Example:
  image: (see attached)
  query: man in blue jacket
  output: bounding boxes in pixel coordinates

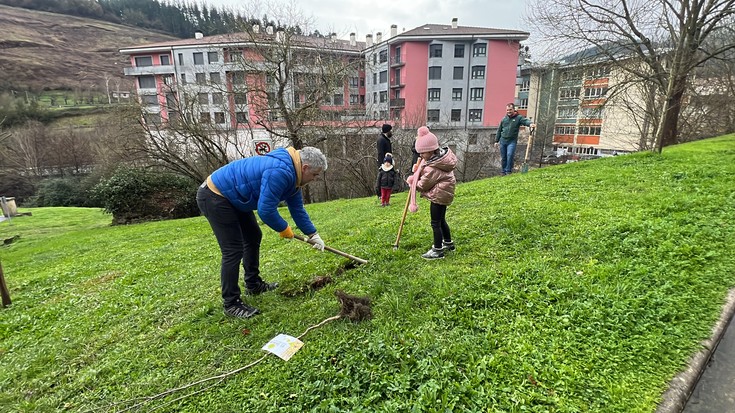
[196,146,328,318]
[494,103,536,175]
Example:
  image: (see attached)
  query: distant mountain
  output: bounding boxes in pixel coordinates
[0,4,177,92]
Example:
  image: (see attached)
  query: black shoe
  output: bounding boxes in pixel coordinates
[442,241,456,251]
[224,301,260,318]
[246,281,279,295]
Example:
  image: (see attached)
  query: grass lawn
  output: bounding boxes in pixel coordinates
[1,135,734,412]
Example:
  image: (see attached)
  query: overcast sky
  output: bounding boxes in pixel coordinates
[208,0,532,40]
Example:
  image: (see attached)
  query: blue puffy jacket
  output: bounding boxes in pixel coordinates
[210,148,317,235]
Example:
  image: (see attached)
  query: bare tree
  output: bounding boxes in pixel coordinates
[528,0,735,152]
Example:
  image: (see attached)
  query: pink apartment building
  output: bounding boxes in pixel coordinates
[119,19,528,170]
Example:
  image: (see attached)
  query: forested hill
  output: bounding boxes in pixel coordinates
[0,0,315,39]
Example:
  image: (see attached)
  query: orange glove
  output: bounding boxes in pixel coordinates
[279,225,294,239]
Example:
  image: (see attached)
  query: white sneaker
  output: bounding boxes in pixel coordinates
[421,247,445,260]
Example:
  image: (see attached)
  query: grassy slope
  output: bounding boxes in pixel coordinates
[1,136,734,412]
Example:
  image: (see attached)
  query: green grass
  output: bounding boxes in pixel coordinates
[1,135,734,412]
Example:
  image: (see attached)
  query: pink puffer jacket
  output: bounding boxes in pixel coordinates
[410,147,457,206]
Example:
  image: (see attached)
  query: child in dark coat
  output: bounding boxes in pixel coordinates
[376,153,396,207]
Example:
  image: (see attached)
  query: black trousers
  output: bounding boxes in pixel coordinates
[430,202,452,249]
[196,185,264,307]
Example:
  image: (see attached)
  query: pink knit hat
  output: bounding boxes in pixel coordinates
[415,126,439,153]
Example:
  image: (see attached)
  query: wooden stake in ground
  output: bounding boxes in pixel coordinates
[0,260,11,307]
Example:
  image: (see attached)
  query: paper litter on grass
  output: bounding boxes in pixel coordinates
[262,334,303,361]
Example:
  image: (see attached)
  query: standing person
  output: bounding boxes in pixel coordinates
[494,103,536,175]
[375,153,396,207]
[377,123,393,167]
[196,146,327,319]
[407,126,457,260]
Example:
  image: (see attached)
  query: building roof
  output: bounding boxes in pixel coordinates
[399,24,529,39]
[120,31,366,54]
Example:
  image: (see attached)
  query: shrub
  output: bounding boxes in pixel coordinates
[0,172,36,205]
[33,175,102,207]
[91,167,198,224]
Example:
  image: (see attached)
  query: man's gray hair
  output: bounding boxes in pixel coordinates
[300,146,328,171]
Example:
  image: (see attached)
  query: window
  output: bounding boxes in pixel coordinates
[555,126,575,135]
[178,53,184,65]
[557,106,578,118]
[428,88,441,101]
[427,109,440,122]
[227,49,243,63]
[452,88,462,100]
[159,55,171,66]
[208,51,219,64]
[373,73,378,84]
[138,75,155,89]
[212,93,223,105]
[373,92,377,103]
[429,44,443,58]
[578,125,602,135]
[360,77,365,86]
[471,66,485,79]
[333,94,344,106]
[393,68,401,85]
[162,75,174,86]
[199,112,211,123]
[144,113,161,125]
[379,71,387,83]
[468,132,478,145]
[235,112,248,123]
[141,95,158,106]
[195,73,206,84]
[517,98,528,109]
[379,91,387,103]
[428,66,442,80]
[584,87,608,98]
[559,88,580,99]
[214,112,225,124]
[561,71,582,81]
[193,52,204,65]
[210,72,221,83]
[197,93,208,104]
[234,93,247,105]
[454,44,465,58]
[453,66,463,80]
[379,50,388,63]
[586,66,610,78]
[394,47,401,64]
[582,107,604,118]
[231,71,245,85]
[373,53,377,65]
[472,43,486,57]
[519,79,530,91]
[470,88,484,100]
[468,109,482,122]
[350,94,359,105]
[349,77,359,87]
[451,109,461,121]
[180,74,187,85]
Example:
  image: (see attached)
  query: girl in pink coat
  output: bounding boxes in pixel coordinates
[407,126,457,260]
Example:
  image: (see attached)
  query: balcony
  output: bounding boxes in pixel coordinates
[124,65,175,76]
[389,81,405,89]
[389,98,405,108]
[390,57,404,67]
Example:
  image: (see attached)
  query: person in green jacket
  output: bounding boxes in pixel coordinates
[494,103,536,175]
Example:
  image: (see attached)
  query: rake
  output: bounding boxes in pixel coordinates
[521,127,535,174]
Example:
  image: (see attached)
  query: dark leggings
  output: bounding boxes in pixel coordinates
[430,202,451,249]
[196,185,264,307]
